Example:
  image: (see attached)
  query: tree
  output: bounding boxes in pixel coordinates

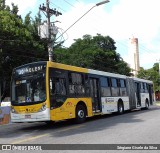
[137,63,160,91]
[0,1,48,102]
[54,34,131,76]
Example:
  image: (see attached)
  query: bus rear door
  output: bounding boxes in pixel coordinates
[135,82,141,107]
[89,78,101,113]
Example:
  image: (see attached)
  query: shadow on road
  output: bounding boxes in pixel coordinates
[0,105,159,139]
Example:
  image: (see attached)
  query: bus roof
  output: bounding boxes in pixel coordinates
[48,62,153,82]
[131,77,153,84]
[14,61,152,83]
[47,61,88,73]
[88,69,127,79]
[48,61,127,79]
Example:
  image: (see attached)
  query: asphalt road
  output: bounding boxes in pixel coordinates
[0,105,160,153]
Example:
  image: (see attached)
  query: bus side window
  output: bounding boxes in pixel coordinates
[50,77,67,95]
[111,78,119,96]
[140,82,144,93]
[119,79,127,96]
[49,68,68,108]
[69,72,85,96]
[100,77,111,97]
[54,78,66,95]
[49,77,67,108]
[144,83,148,93]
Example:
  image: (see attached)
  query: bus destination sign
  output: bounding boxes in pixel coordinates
[15,64,46,75]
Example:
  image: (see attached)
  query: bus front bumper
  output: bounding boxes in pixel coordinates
[11,108,50,123]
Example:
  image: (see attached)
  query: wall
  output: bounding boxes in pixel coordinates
[0,106,11,125]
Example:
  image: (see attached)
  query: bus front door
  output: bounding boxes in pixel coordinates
[90,78,101,112]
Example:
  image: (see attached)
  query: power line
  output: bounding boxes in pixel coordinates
[63,0,76,8]
[115,39,157,68]
[50,2,66,12]
[116,40,128,51]
[139,43,155,55]
[74,0,80,2]
[56,27,68,42]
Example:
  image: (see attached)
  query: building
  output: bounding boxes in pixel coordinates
[129,37,140,76]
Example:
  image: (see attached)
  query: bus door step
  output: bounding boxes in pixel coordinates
[93,110,101,114]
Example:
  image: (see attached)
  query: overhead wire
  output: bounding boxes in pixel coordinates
[74,0,80,2]
[114,38,158,68]
[57,27,69,42]
[48,1,158,69]
[116,38,156,57]
[138,41,156,55]
[50,1,66,13]
[3,0,156,62]
[63,0,76,8]
[138,40,159,65]
[116,39,129,53]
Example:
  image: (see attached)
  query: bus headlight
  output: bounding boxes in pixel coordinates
[11,107,17,113]
[38,103,47,112]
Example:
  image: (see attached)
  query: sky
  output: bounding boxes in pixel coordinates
[5,0,160,69]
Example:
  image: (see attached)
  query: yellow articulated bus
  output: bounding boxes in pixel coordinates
[11,61,154,124]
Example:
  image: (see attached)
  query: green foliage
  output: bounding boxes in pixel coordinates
[0,1,48,100]
[0,0,6,10]
[54,34,131,76]
[137,63,160,91]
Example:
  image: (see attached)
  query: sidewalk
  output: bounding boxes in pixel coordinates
[156,101,160,106]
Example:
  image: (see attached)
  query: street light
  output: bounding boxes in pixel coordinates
[55,0,110,42]
[96,0,110,6]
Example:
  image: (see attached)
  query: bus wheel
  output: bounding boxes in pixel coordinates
[118,102,124,114]
[75,104,86,124]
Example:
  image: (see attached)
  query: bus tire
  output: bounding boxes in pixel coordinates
[118,102,124,114]
[75,104,86,124]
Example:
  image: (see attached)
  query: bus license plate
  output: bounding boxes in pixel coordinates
[25,115,31,119]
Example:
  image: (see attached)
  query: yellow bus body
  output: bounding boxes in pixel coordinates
[11,61,154,123]
[47,62,93,121]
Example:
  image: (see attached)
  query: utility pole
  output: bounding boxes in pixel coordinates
[39,0,62,61]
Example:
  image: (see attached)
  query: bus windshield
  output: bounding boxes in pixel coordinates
[11,73,46,105]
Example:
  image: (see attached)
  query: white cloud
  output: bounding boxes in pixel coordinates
[56,0,160,69]
[109,0,160,69]
[55,2,106,46]
[140,52,160,68]
[6,0,37,15]
[109,0,160,42]
[5,0,160,69]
